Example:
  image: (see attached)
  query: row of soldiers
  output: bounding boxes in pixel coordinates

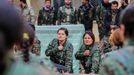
[17,0,128,38]
[10,0,128,39]
[7,0,131,75]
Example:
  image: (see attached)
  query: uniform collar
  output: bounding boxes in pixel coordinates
[58,39,68,47]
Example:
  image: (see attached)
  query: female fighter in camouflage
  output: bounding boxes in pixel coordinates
[75,31,100,74]
[45,27,73,73]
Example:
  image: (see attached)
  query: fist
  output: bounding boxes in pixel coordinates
[58,45,64,51]
[84,50,91,56]
[62,71,70,75]
[98,24,102,28]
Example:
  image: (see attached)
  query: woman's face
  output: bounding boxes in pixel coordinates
[84,34,93,45]
[45,1,51,8]
[58,30,67,41]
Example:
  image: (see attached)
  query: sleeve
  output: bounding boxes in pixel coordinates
[37,9,43,25]
[29,7,35,24]
[45,39,59,56]
[99,57,127,75]
[90,5,95,21]
[77,7,81,23]
[91,47,101,73]
[103,10,111,26]
[57,7,62,25]
[65,43,73,73]
[32,38,41,55]
[75,45,85,60]
[103,42,112,53]
[96,6,101,25]
[74,7,78,24]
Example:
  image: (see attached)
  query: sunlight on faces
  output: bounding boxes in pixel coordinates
[84,34,93,46]
[58,30,67,41]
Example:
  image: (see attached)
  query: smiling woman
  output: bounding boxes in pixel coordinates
[75,31,100,74]
[45,27,74,73]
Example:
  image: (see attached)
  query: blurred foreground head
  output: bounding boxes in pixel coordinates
[0,0,23,74]
[120,3,134,39]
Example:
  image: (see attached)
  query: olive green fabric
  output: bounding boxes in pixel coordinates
[35,24,85,73]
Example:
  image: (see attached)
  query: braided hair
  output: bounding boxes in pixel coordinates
[21,24,35,62]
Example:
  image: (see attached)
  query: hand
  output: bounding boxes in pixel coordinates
[98,24,102,28]
[89,73,96,75]
[84,50,91,56]
[58,44,63,51]
[62,71,70,75]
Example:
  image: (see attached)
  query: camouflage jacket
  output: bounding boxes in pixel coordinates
[31,37,41,56]
[96,3,111,25]
[75,44,100,73]
[99,39,134,75]
[101,45,122,60]
[38,7,55,25]
[53,0,64,12]
[20,6,35,24]
[98,36,112,55]
[13,50,60,75]
[78,4,94,23]
[104,9,120,26]
[45,38,73,73]
[7,54,60,75]
[57,5,77,25]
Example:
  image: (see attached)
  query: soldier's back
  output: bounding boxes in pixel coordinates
[100,45,134,75]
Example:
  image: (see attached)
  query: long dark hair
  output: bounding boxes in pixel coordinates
[83,31,95,46]
[21,24,35,63]
[57,27,69,36]
[0,1,23,74]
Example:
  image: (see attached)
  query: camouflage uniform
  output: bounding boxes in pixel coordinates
[99,39,134,75]
[20,6,35,24]
[38,6,55,25]
[103,9,120,36]
[8,52,60,75]
[53,0,64,22]
[119,3,127,12]
[78,3,94,31]
[12,49,60,75]
[90,0,101,20]
[53,0,64,12]
[45,38,73,73]
[75,44,100,74]
[96,3,111,40]
[31,36,41,56]
[57,5,77,25]
[101,45,122,61]
[98,36,112,60]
